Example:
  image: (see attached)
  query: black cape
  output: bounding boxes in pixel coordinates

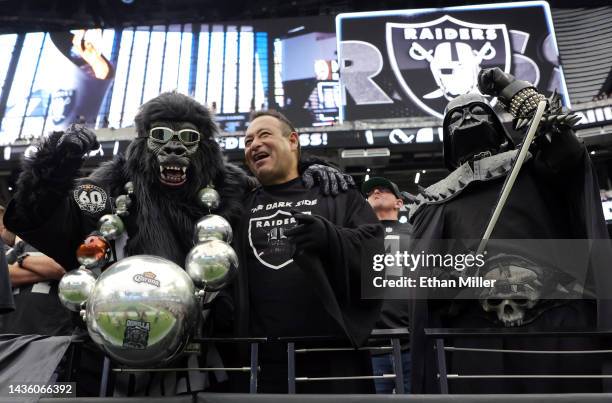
[409,129,612,393]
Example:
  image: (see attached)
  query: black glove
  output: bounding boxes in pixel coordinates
[477,67,533,107]
[477,67,514,97]
[285,211,330,256]
[302,164,355,196]
[56,123,100,159]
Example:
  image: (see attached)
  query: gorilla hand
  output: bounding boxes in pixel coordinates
[302,164,355,196]
[56,124,100,159]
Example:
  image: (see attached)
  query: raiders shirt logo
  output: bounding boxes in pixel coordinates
[248,210,302,270]
[73,183,108,214]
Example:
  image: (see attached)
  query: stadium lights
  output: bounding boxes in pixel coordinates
[414,172,421,184]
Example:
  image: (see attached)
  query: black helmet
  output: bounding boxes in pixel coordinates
[442,93,514,170]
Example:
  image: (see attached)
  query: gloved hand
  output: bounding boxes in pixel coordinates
[477,67,515,98]
[285,211,330,256]
[479,67,538,108]
[302,164,355,196]
[56,123,99,159]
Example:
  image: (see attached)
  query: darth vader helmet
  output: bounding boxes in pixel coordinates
[442,93,514,170]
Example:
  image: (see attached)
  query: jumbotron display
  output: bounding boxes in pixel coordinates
[0,16,340,144]
[336,1,570,121]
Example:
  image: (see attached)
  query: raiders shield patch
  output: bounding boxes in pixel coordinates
[386,15,510,118]
[248,210,300,270]
[73,183,108,214]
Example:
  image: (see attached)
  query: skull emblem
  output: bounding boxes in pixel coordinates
[409,41,496,100]
[479,258,542,327]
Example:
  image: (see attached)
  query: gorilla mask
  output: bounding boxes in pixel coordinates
[147,121,200,187]
[133,92,222,191]
[442,93,514,170]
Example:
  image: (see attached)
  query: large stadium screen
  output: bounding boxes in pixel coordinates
[0,15,340,145]
[0,24,269,144]
[0,34,18,102]
[0,29,115,145]
[336,1,570,121]
[265,16,340,128]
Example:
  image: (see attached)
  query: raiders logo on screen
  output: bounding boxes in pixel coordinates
[386,15,510,118]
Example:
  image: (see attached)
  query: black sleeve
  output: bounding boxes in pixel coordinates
[330,189,384,302]
[4,181,112,271]
[0,238,14,314]
[533,127,586,178]
[294,189,384,346]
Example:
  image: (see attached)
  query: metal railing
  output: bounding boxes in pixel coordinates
[425,328,612,394]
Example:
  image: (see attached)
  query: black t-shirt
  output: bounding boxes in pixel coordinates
[246,177,340,338]
[0,239,14,314]
[376,220,412,330]
[0,241,73,336]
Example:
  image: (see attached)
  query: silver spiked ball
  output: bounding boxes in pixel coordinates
[197,187,220,210]
[86,255,198,367]
[185,239,238,291]
[194,214,233,244]
[58,267,97,312]
[98,214,125,240]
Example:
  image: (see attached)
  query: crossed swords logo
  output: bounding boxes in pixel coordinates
[408,40,496,100]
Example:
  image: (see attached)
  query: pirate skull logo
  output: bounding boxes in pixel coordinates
[479,255,543,327]
[387,15,510,118]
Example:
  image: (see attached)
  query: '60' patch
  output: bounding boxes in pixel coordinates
[73,184,108,214]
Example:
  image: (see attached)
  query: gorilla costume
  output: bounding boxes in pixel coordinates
[3,91,347,395]
[408,69,612,393]
[5,92,247,270]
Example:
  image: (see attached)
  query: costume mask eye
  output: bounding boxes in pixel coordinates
[149,127,201,145]
[449,110,463,125]
[470,105,490,121]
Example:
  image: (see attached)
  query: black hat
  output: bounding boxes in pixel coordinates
[362,177,402,199]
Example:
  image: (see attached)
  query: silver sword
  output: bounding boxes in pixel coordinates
[476,99,548,255]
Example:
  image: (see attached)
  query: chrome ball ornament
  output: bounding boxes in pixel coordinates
[98,214,125,240]
[194,214,233,244]
[185,239,238,291]
[58,267,97,312]
[84,255,198,367]
[197,187,220,210]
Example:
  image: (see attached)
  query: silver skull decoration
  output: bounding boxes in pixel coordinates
[479,255,543,327]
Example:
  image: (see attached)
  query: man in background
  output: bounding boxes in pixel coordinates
[0,207,15,318]
[363,177,412,394]
[0,206,72,336]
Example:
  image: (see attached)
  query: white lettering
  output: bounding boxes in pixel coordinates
[404,28,417,40]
